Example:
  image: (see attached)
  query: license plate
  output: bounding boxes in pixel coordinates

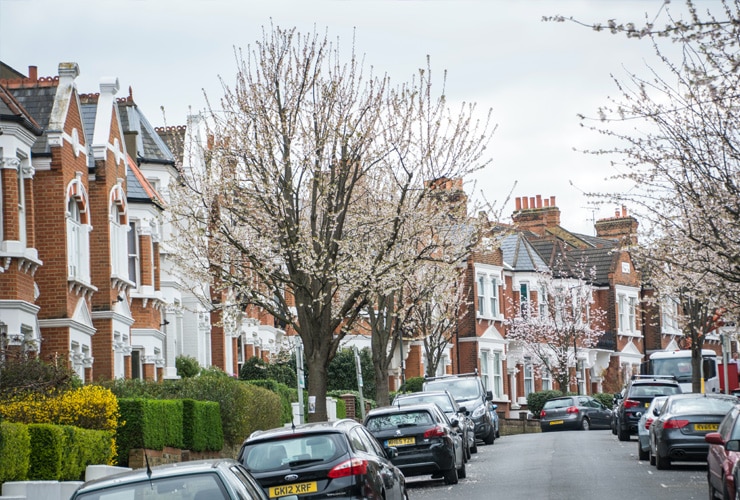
[269,481,318,498]
[645,402,650,407]
[694,424,718,431]
[549,420,564,426]
[387,437,415,446]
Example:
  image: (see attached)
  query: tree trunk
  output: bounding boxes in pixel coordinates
[375,363,390,407]
[305,349,329,422]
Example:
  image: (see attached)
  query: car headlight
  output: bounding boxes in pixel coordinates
[472,405,486,418]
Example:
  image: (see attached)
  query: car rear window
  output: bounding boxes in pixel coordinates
[668,397,737,415]
[542,398,573,410]
[241,433,346,472]
[74,472,227,500]
[365,410,434,432]
[396,395,453,412]
[426,378,482,400]
[629,384,681,397]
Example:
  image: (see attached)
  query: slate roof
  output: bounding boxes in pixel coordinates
[499,232,548,272]
[6,84,58,155]
[117,96,175,165]
[156,125,186,163]
[0,83,42,135]
[126,154,165,208]
[526,236,618,286]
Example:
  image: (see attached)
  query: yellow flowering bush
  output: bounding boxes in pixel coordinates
[0,385,119,432]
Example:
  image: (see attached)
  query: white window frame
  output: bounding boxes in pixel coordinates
[128,220,140,286]
[475,264,504,320]
[109,186,129,280]
[616,286,640,335]
[66,179,90,283]
[524,358,534,396]
[492,351,503,398]
[541,366,552,391]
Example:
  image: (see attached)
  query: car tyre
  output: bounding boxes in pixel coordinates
[637,442,649,461]
[617,425,630,441]
[443,466,458,485]
[457,457,466,479]
[470,442,478,454]
[655,451,671,470]
[580,418,591,431]
[484,428,495,445]
[649,448,656,466]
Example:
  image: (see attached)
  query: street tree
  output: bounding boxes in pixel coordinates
[552,0,740,388]
[167,25,494,421]
[505,261,607,393]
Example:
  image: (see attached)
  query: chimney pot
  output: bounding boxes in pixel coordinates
[515,197,522,211]
[615,209,620,217]
[550,196,556,207]
[522,197,529,209]
[28,66,38,81]
[536,194,542,208]
[622,205,627,217]
[529,197,536,209]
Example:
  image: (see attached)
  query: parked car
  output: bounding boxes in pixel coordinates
[706,403,740,500]
[637,396,668,461]
[423,372,498,444]
[70,459,268,500]
[649,393,737,470]
[237,419,407,500]
[364,402,465,485]
[614,375,682,441]
[539,395,613,432]
[392,389,477,457]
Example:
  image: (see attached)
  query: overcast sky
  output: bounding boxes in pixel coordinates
[0,0,688,235]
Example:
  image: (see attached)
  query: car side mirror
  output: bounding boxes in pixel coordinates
[385,446,398,459]
[727,440,740,452]
[458,406,468,414]
[491,404,498,410]
[450,418,460,428]
[486,390,493,401]
[705,432,723,446]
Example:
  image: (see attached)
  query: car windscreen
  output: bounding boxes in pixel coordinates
[426,378,481,401]
[629,384,681,398]
[668,397,737,415]
[365,410,435,432]
[74,472,228,500]
[241,433,347,473]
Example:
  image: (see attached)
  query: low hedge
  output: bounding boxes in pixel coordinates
[182,399,223,452]
[27,423,64,480]
[0,422,30,482]
[116,399,184,465]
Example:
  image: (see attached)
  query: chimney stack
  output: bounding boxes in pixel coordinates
[595,206,639,246]
[28,66,37,81]
[511,194,561,236]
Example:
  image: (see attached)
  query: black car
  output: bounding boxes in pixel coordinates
[423,372,497,444]
[364,402,466,485]
[614,375,682,441]
[70,459,268,500]
[539,395,613,432]
[649,393,737,470]
[237,419,407,500]
[392,389,477,457]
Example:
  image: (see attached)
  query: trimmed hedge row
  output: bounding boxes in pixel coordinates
[116,398,225,466]
[0,422,113,482]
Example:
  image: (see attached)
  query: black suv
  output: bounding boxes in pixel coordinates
[614,375,682,441]
[237,419,407,500]
[423,372,497,444]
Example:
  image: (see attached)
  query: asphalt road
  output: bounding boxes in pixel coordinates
[405,429,707,500]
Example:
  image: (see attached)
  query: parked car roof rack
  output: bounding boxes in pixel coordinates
[630,374,678,381]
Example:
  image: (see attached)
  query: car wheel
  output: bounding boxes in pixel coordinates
[484,428,495,444]
[617,425,629,441]
[655,451,671,470]
[580,418,590,431]
[470,442,478,454]
[637,442,649,461]
[457,457,467,479]
[649,448,656,466]
[443,466,458,485]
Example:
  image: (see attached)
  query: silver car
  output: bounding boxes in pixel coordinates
[637,396,668,461]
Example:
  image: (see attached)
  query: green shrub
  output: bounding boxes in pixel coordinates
[27,423,65,480]
[526,390,564,418]
[176,355,201,378]
[327,348,376,401]
[59,425,115,480]
[399,377,424,393]
[246,380,296,424]
[0,422,30,482]
[592,392,616,409]
[116,399,184,466]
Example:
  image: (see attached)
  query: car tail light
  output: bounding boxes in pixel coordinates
[565,406,579,414]
[662,419,690,429]
[424,425,447,438]
[624,399,641,409]
[540,410,547,418]
[645,418,654,430]
[328,458,368,478]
